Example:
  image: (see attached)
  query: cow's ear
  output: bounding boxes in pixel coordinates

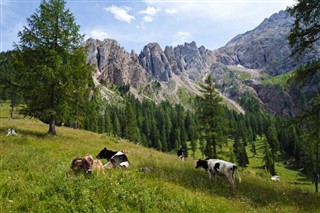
[103,148,107,150]
[75,160,82,165]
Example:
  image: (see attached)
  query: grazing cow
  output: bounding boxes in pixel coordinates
[195,159,241,190]
[104,151,130,169]
[6,128,17,136]
[96,147,117,160]
[177,147,186,161]
[271,176,280,181]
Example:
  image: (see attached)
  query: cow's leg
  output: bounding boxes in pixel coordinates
[103,162,113,170]
[227,173,236,190]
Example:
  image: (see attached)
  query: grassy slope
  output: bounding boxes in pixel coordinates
[261,72,293,87]
[1,104,320,212]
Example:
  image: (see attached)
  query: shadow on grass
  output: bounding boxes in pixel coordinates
[144,162,320,212]
[0,127,48,138]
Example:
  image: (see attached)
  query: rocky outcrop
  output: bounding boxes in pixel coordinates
[86,38,147,87]
[139,43,172,82]
[138,41,216,82]
[165,41,215,80]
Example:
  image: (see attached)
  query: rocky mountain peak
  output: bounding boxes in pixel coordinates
[139,43,172,82]
[216,10,297,75]
[86,38,147,87]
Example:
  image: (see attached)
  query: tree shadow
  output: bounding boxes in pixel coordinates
[0,127,48,138]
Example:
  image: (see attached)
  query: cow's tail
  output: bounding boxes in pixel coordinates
[233,165,241,183]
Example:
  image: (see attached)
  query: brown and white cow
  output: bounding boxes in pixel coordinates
[195,159,241,190]
[70,154,103,174]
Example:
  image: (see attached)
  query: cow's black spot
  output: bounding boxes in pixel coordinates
[214,163,220,173]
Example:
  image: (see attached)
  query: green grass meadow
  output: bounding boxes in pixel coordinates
[1,104,320,212]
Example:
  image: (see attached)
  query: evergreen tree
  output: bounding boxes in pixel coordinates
[288,1,320,192]
[104,107,113,135]
[13,0,92,135]
[196,75,225,158]
[124,102,139,142]
[84,96,99,132]
[266,123,280,160]
[233,134,249,167]
[0,51,22,119]
[98,114,105,133]
[112,113,121,137]
[262,136,276,176]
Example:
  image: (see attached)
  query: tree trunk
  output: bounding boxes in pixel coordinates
[9,104,14,120]
[213,136,217,158]
[48,115,56,135]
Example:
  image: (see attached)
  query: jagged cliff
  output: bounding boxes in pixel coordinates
[85,10,319,117]
[86,38,147,88]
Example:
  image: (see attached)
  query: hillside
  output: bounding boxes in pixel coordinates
[1,104,319,212]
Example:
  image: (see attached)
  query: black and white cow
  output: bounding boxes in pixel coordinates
[96,148,117,160]
[6,128,17,136]
[177,147,186,161]
[108,151,129,168]
[96,148,129,169]
[195,159,241,189]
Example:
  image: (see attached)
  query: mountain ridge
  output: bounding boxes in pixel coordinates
[86,10,320,117]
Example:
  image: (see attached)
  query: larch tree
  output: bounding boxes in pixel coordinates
[13,0,92,135]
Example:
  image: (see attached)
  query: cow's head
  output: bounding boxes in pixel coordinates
[71,155,94,174]
[195,159,208,170]
[96,147,116,160]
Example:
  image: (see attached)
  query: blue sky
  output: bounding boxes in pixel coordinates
[1,0,295,53]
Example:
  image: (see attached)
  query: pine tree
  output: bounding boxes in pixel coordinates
[233,134,249,167]
[262,136,276,176]
[104,107,112,135]
[0,51,22,119]
[112,113,121,137]
[266,123,280,160]
[124,102,139,142]
[13,0,92,135]
[288,1,320,192]
[196,75,225,158]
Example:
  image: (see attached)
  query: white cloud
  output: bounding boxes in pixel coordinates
[139,6,160,16]
[143,16,153,23]
[137,6,161,28]
[89,30,109,40]
[145,1,295,21]
[165,8,177,14]
[174,32,191,45]
[104,6,135,23]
